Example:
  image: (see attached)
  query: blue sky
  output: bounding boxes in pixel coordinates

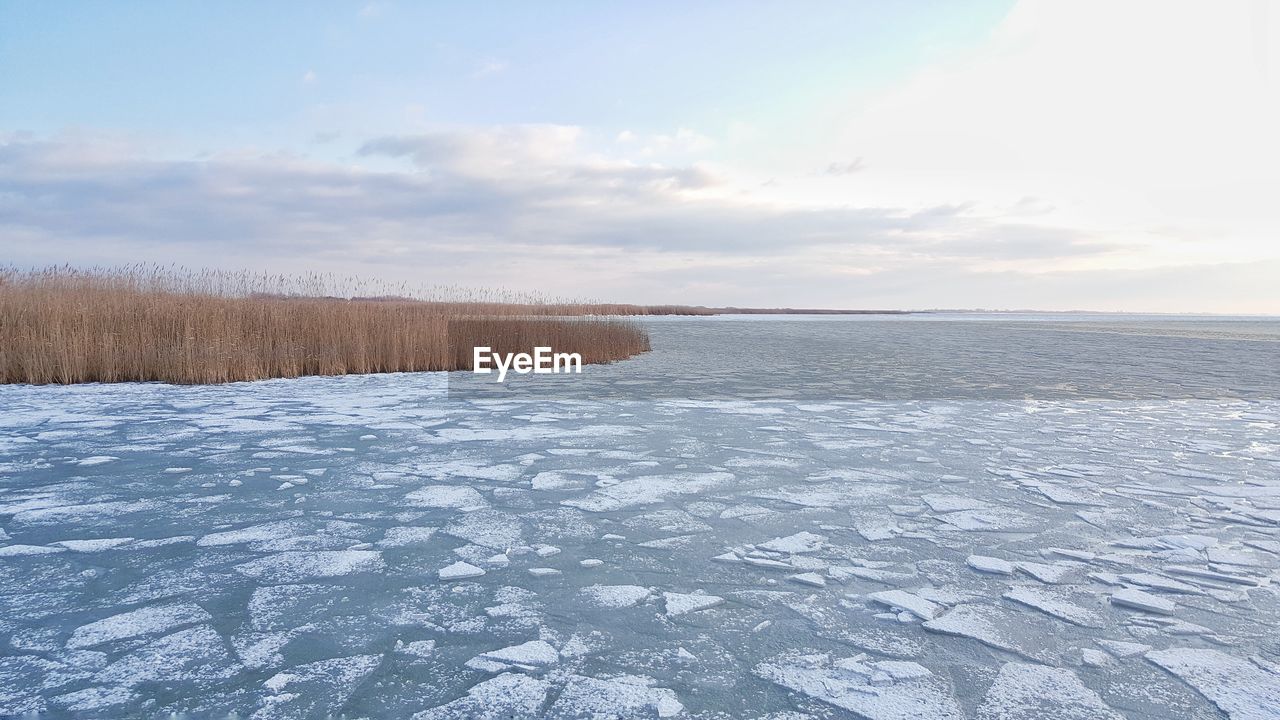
[3,2,1007,148]
[3,1,1278,311]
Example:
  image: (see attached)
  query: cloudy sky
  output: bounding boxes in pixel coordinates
[3,1,1278,312]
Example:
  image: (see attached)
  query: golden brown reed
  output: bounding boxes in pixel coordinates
[0,266,653,385]
[446,318,650,370]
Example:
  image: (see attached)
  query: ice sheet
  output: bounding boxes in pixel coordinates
[2,317,1278,718]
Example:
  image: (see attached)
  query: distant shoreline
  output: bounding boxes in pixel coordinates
[697,309,1280,318]
[671,307,916,315]
[654,308,1279,317]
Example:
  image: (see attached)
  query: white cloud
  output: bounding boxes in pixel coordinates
[823,159,863,176]
[652,128,714,153]
[472,58,508,78]
[1,132,1150,308]
[795,0,1280,271]
[359,125,584,178]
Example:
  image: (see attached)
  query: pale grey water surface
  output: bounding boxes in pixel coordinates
[2,314,1279,718]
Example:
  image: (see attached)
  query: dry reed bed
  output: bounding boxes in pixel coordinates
[0,267,651,385]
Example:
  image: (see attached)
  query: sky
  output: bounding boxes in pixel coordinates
[2,0,1278,312]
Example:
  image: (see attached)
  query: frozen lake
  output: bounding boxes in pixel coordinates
[2,314,1279,718]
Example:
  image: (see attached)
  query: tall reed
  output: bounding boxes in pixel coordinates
[0,266,653,385]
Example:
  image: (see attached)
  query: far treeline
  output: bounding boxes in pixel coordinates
[334,297,912,316]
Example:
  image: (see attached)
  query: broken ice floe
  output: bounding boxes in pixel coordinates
[581,585,651,608]
[758,531,826,554]
[923,604,1059,662]
[966,555,1016,575]
[758,653,962,719]
[1146,648,1280,720]
[67,603,212,649]
[1002,586,1103,627]
[438,561,486,581]
[467,640,559,673]
[788,572,826,588]
[547,674,683,718]
[1109,588,1177,615]
[235,551,385,583]
[404,485,489,511]
[866,590,942,621]
[663,592,725,616]
[413,673,551,719]
[377,526,437,548]
[257,655,381,719]
[978,663,1123,720]
[562,472,733,512]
